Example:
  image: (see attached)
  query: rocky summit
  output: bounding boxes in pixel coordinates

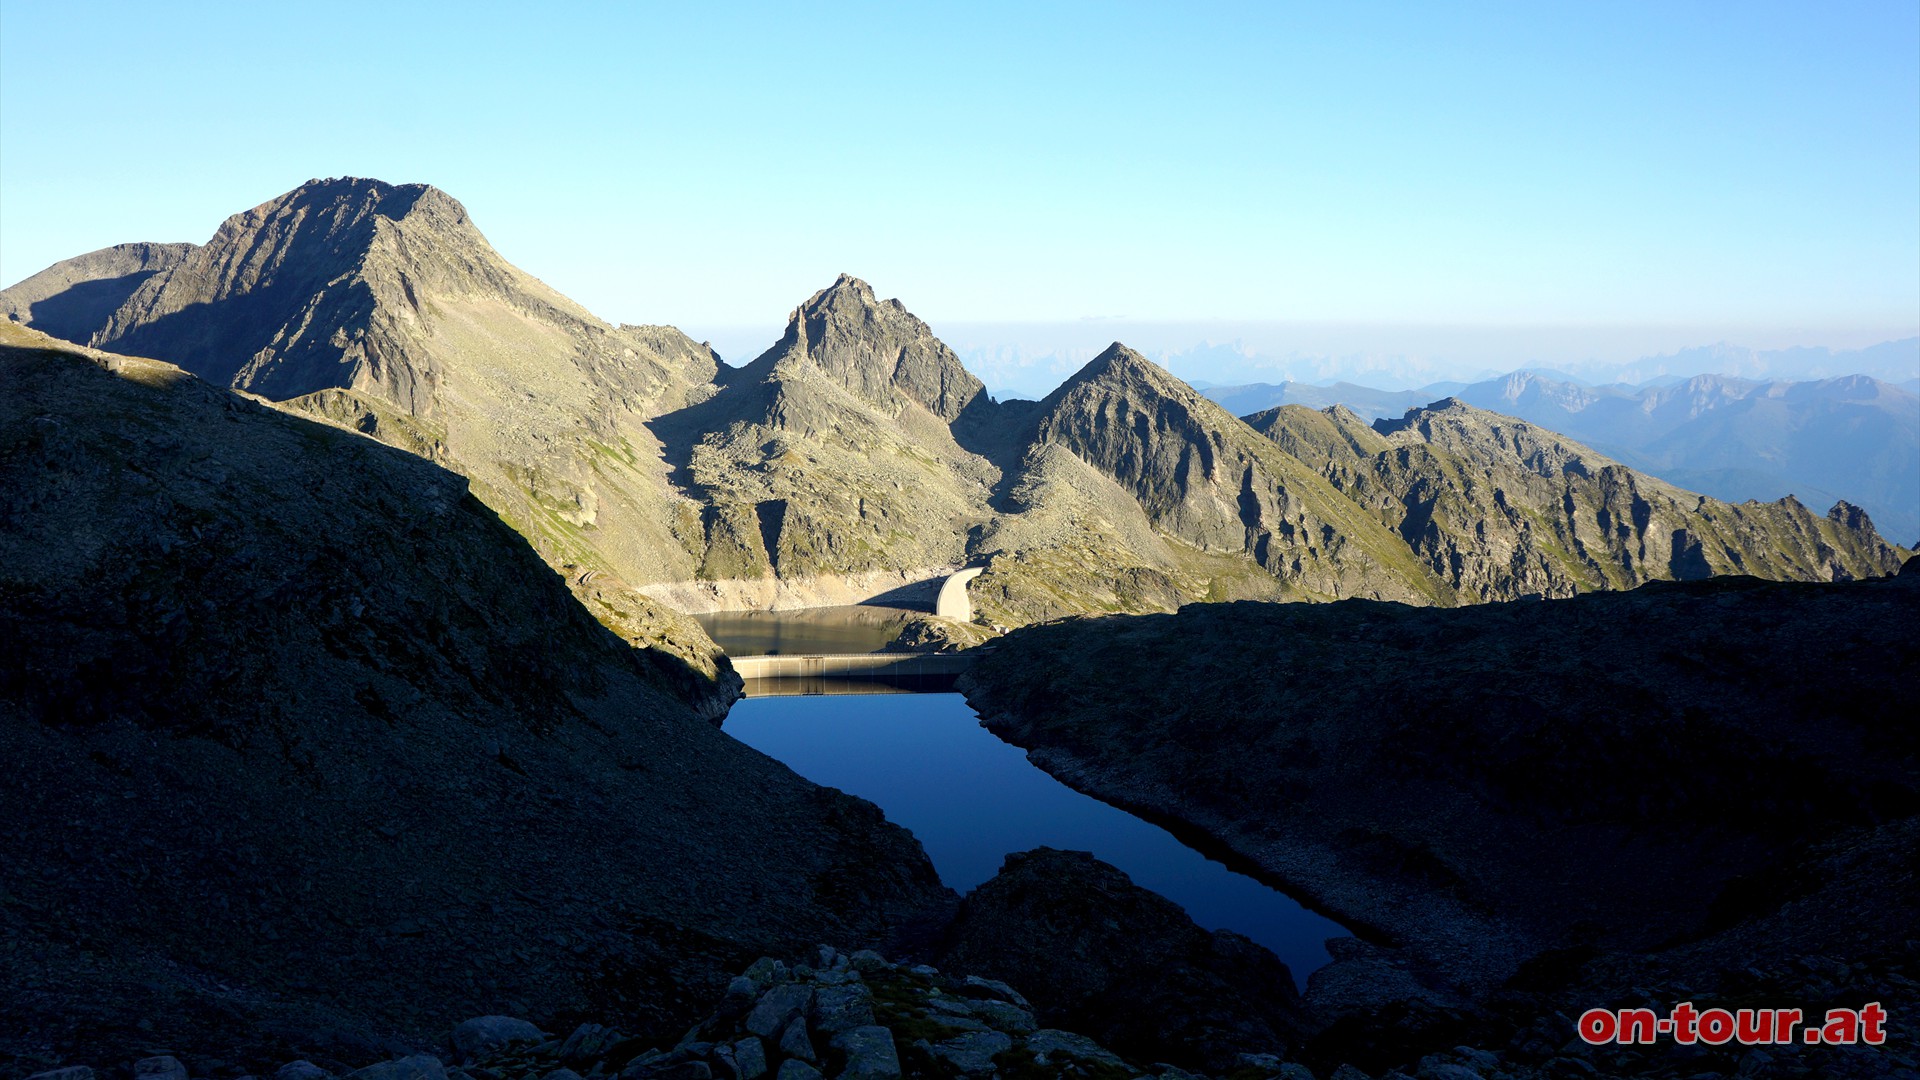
[0,325,952,1067]
[5,177,731,672]
[641,274,1006,605]
[4,177,1906,640]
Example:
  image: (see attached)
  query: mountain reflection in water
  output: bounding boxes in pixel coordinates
[694,605,920,656]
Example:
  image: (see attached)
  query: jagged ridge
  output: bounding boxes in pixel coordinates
[1247,399,1904,600]
[5,178,1907,635]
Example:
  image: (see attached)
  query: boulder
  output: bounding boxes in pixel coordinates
[135,1058,188,1080]
[1024,1030,1130,1070]
[775,1017,815,1063]
[846,951,889,975]
[810,984,877,1036]
[745,985,813,1039]
[341,1057,447,1080]
[451,1016,544,1063]
[928,1031,1011,1075]
[557,1023,621,1066]
[967,999,1036,1034]
[828,1026,901,1080]
[727,1038,767,1080]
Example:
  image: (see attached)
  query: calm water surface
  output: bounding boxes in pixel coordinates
[695,606,919,655]
[723,691,1346,985]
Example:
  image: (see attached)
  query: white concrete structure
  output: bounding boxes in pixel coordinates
[934,566,985,622]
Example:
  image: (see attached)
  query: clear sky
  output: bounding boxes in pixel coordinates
[3,1,1917,374]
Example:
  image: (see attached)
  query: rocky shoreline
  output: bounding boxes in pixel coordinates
[958,569,1920,1077]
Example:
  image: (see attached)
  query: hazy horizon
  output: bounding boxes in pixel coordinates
[4,4,1915,350]
[685,316,1920,400]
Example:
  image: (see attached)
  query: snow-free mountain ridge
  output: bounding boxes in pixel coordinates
[6,177,1906,641]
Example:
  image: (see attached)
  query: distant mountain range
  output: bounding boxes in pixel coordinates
[945,327,1919,402]
[4,177,1906,639]
[1618,338,1920,385]
[1206,371,1920,544]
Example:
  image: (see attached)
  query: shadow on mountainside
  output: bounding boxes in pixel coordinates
[0,330,955,1071]
[15,272,165,346]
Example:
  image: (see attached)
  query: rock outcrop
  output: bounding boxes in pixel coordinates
[0,325,953,1067]
[938,849,1315,1071]
[32,935,1897,1080]
[17,948,1294,1080]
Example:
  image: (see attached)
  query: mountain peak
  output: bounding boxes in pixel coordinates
[1051,341,1191,403]
[219,176,459,238]
[78,177,721,426]
[88,177,499,403]
[1379,395,1532,434]
[753,276,985,422]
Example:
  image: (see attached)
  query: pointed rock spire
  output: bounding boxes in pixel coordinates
[754,274,986,422]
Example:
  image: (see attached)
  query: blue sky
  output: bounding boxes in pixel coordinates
[3,2,1916,380]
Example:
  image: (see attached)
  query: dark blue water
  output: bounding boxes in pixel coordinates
[724,691,1346,985]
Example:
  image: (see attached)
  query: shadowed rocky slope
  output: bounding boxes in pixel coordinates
[938,849,1315,1072]
[960,571,1919,1066]
[0,241,196,346]
[0,326,953,1068]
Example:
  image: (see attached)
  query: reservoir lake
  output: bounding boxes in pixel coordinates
[708,607,1349,986]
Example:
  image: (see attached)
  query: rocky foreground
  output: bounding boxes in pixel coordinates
[22,943,1912,1080]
